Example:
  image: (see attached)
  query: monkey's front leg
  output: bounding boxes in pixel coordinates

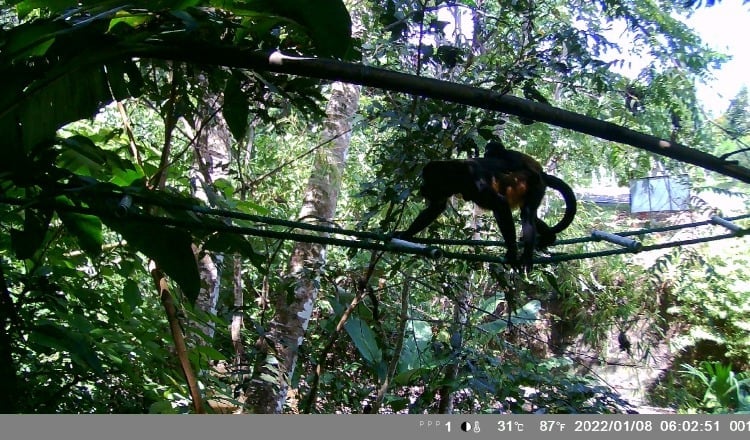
[396,198,448,239]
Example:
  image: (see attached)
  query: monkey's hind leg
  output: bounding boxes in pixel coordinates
[491,204,521,269]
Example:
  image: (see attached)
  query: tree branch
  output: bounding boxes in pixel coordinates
[129,44,750,184]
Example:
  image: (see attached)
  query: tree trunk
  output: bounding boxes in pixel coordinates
[189,80,232,341]
[247,81,360,413]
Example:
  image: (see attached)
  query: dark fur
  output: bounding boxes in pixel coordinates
[396,143,576,271]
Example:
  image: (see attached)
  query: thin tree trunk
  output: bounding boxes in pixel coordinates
[438,288,467,414]
[151,265,205,413]
[188,78,232,340]
[247,81,360,413]
[148,68,205,413]
[231,254,245,366]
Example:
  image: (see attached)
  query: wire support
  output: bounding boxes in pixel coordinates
[1,196,747,267]
[96,193,750,248]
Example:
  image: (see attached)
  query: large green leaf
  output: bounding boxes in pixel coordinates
[12,66,110,152]
[10,206,53,260]
[191,345,227,362]
[57,134,144,183]
[242,0,353,58]
[393,366,432,386]
[202,232,264,269]
[344,315,382,365]
[107,218,201,303]
[30,321,104,376]
[57,135,110,176]
[1,19,62,59]
[0,20,142,176]
[57,202,104,257]
[398,319,433,373]
[223,73,250,142]
[122,279,143,310]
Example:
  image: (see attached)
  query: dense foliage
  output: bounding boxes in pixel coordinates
[1,0,748,413]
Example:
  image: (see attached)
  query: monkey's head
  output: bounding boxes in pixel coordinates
[484,140,506,158]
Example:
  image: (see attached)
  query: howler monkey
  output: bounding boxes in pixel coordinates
[395,141,576,271]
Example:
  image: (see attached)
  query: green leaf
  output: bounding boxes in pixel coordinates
[478,318,508,335]
[149,400,179,414]
[123,279,142,309]
[56,198,103,257]
[58,135,108,174]
[202,232,264,269]
[393,367,432,386]
[192,345,227,361]
[478,300,542,334]
[236,199,271,215]
[105,352,124,366]
[398,319,433,372]
[108,13,153,31]
[4,64,111,152]
[30,322,104,376]
[10,207,53,259]
[107,219,200,303]
[15,1,79,19]
[344,315,382,365]
[513,300,542,324]
[1,19,62,58]
[248,0,353,58]
[223,73,249,142]
[58,134,143,183]
[69,314,95,333]
[104,60,144,101]
[476,294,505,315]
[386,396,409,412]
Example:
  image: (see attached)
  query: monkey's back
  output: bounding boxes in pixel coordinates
[419,159,543,210]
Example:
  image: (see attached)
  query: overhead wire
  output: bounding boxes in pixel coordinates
[1,194,748,265]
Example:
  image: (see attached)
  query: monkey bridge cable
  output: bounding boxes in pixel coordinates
[94,193,750,249]
[2,196,748,266]
[131,45,750,185]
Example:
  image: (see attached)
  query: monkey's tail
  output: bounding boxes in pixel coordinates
[543,173,577,234]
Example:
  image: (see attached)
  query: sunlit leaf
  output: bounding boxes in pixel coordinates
[58,209,103,257]
[398,319,433,372]
[344,315,382,364]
